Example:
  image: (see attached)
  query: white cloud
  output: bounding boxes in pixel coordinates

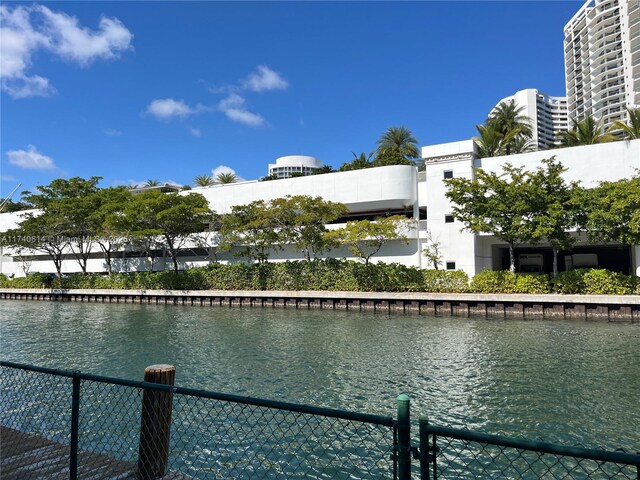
[0,4,132,98]
[1,74,55,99]
[38,6,132,65]
[242,65,288,92]
[217,93,265,127]
[121,179,183,188]
[1,175,17,182]
[212,165,244,182]
[145,98,209,120]
[103,128,123,136]
[188,127,202,137]
[7,145,55,170]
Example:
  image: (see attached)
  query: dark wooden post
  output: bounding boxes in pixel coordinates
[137,364,176,480]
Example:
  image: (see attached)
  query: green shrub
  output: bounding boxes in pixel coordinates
[6,273,55,288]
[422,270,469,293]
[470,270,515,293]
[513,273,551,294]
[2,262,637,295]
[553,269,586,294]
[582,269,634,295]
[470,270,550,294]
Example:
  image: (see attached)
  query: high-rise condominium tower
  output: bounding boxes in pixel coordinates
[490,89,568,150]
[564,0,640,129]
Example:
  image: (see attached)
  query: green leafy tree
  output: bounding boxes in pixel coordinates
[558,114,617,146]
[0,199,31,213]
[609,107,640,140]
[219,200,282,263]
[325,215,414,265]
[445,164,536,273]
[422,229,442,269]
[194,175,215,187]
[21,177,102,274]
[271,195,348,260]
[89,187,133,274]
[374,126,420,166]
[114,191,211,272]
[583,176,640,247]
[1,210,70,277]
[528,158,582,276]
[143,179,161,187]
[215,172,238,184]
[339,152,374,172]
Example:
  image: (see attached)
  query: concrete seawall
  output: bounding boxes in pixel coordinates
[1,288,639,321]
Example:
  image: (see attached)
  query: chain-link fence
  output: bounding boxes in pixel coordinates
[1,362,396,479]
[418,420,640,479]
[2,361,638,480]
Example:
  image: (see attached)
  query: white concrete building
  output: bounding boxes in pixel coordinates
[267,155,324,179]
[1,141,639,278]
[564,0,640,129]
[490,89,568,150]
[422,139,640,277]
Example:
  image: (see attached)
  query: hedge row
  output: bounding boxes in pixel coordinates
[0,261,638,295]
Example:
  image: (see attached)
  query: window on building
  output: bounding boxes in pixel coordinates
[443,170,453,179]
[446,262,456,270]
[445,214,454,223]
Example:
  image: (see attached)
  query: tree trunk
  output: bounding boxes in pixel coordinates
[54,256,63,277]
[509,244,516,273]
[552,245,558,277]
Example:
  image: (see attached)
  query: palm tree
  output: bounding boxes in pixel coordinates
[488,100,533,155]
[143,179,160,187]
[339,152,374,171]
[609,107,640,140]
[509,134,535,154]
[489,100,533,138]
[215,172,238,184]
[557,114,617,147]
[312,165,335,175]
[194,175,215,187]
[473,123,520,158]
[374,126,420,166]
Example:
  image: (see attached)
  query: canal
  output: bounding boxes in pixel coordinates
[1,300,638,452]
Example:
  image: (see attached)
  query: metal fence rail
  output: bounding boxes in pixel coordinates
[419,417,640,479]
[1,361,639,479]
[1,361,396,479]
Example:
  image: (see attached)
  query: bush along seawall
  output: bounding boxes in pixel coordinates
[2,259,640,295]
[2,261,639,321]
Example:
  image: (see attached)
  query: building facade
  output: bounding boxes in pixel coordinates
[422,139,640,277]
[490,89,568,150]
[267,155,324,179]
[1,141,639,279]
[564,0,640,129]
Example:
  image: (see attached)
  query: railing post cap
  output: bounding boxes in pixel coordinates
[397,393,411,402]
[145,364,175,372]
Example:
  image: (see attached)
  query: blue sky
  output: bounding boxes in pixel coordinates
[1,1,581,196]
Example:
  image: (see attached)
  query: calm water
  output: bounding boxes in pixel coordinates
[1,300,638,451]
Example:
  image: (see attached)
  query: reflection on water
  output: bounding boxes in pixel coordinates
[1,300,638,450]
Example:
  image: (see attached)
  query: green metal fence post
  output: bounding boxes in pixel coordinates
[397,394,411,480]
[419,416,430,480]
[70,372,81,480]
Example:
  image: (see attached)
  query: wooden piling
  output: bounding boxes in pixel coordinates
[137,364,175,480]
